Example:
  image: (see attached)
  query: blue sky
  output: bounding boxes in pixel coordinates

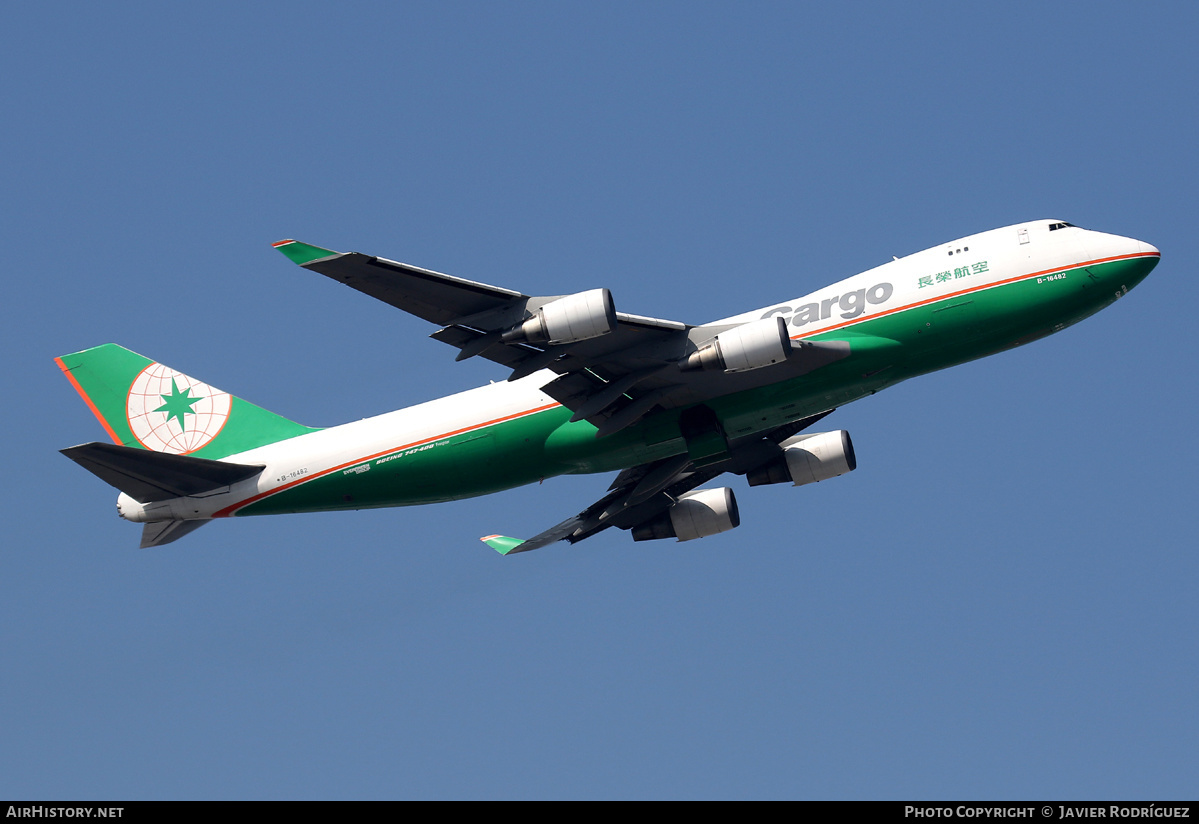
[3,2,1196,799]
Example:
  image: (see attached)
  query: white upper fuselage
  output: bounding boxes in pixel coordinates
[713,221,1154,335]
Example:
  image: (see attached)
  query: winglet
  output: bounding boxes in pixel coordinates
[272,239,340,266]
[480,534,525,555]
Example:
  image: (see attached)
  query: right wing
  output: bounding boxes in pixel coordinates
[276,240,695,436]
[277,240,852,439]
[273,240,525,327]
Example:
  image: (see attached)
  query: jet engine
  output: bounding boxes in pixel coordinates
[502,288,617,345]
[631,487,740,542]
[746,430,856,487]
[680,316,792,373]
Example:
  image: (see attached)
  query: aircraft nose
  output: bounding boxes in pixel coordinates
[1080,231,1160,296]
[1075,228,1159,298]
[1081,229,1156,264]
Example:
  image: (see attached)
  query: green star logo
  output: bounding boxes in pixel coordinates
[154,378,202,432]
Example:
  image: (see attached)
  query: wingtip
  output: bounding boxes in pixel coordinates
[272,239,339,266]
[480,535,525,555]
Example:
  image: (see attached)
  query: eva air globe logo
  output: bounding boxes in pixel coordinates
[126,363,232,454]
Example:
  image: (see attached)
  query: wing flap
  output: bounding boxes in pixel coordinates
[429,325,543,370]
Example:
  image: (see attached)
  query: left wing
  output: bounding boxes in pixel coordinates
[484,411,835,554]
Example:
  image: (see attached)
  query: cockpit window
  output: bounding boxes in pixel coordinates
[1049,222,1077,231]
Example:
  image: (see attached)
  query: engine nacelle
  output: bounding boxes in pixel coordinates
[502,288,617,345]
[746,430,857,487]
[681,316,792,373]
[631,487,741,542]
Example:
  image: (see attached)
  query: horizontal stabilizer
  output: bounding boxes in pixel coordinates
[61,442,264,503]
[141,519,210,548]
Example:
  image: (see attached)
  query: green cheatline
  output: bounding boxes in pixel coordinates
[154,379,201,432]
[480,535,525,555]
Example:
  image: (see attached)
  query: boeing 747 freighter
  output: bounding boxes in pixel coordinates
[57,220,1159,551]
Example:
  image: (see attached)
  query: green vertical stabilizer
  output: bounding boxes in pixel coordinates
[56,344,320,459]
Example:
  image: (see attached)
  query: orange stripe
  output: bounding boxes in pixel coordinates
[55,356,123,445]
[214,401,561,517]
[790,251,1158,341]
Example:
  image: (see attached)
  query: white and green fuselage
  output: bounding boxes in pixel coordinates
[58,220,1159,544]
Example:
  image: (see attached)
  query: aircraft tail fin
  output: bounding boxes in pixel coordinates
[56,344,319,459]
